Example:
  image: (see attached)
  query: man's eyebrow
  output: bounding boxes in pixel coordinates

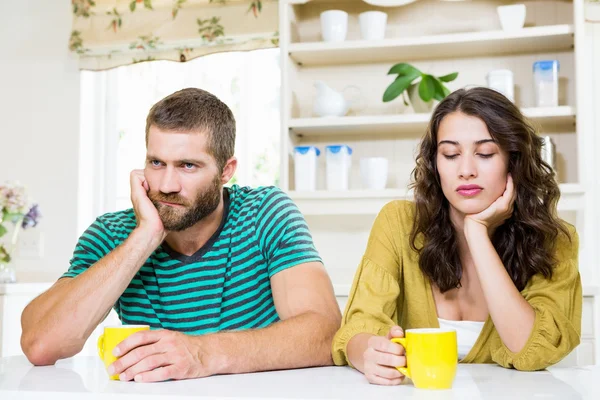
[145,156,206,164]
[179,159,205,165]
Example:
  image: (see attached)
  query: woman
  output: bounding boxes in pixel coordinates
[331,87,582,384]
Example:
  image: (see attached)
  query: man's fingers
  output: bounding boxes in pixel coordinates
[119,354,169,381]
[134,365,179,383]
[109,342,161,375]
[115,330,162,357]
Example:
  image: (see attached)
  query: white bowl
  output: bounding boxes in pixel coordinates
[497,4,526,32]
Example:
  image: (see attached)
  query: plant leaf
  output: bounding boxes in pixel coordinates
[438,72,458,82]
[441,82,450,97]
[387,63,421,77]
[383,74,419,102]
[419,75,436,102]
[431,79,449,101]
[0,224,6,238]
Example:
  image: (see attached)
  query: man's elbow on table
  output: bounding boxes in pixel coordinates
[321,311,342,365]
[21,333,62,366]
[21,317,84,366]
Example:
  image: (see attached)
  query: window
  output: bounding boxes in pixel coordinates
[78,49,281,233]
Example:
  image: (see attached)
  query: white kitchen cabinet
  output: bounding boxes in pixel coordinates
[281,0,600,366]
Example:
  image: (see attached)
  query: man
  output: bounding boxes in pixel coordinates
[21,88,341,382]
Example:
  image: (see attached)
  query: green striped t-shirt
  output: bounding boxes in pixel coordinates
[62,185,322,334]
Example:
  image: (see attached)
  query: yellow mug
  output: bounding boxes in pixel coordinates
[391,328,458,390]
[97,325,149,380]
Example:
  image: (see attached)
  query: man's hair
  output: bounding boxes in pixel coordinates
[145,88,236,171]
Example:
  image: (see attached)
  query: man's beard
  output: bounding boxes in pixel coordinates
[149,174,222,232]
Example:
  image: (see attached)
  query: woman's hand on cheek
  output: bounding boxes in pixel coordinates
[465,173,515,237]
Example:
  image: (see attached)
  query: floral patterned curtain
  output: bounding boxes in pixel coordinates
[70,0,279,70]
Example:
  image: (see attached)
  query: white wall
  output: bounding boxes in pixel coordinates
[588,22,600,287]
[586,19,600,365]
[0,1,80,281]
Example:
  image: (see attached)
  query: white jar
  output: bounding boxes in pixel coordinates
[496,4,526,32]
[294,146,320,191]
[325,145,352,191]
[359,11,387,40]
[320,10,348,43]
[486,69,514,102]
[533,60,559,107]
[360,157,389,190]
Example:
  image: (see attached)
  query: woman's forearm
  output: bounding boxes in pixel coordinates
[465,221,535,353]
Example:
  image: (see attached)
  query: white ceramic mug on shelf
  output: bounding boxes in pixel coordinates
[360,157,389,190]
[359,11,387,40]
[497,4,526,31]
[320,10,348,42]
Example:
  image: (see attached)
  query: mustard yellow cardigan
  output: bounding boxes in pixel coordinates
[332,200,582,371]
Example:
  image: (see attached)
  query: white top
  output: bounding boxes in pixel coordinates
[438,317,485,360]
[1,356,599,400]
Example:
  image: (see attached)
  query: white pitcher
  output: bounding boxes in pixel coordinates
[313,81,362,117]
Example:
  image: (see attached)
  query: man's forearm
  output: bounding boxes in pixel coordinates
[204,311,338,375]
[21,228,162,365]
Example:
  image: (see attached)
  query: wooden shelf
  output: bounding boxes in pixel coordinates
[288,25,575,66]
[289,184,584,216]
[290,189,413,216]
[289,107,576,137]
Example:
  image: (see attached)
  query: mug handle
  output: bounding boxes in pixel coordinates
[391,337,411,379]
[97,334,105,360]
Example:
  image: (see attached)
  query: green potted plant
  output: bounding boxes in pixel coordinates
[382,63,458,113]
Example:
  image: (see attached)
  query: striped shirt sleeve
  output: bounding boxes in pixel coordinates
[254,187,322,277]
[62,217,116,279]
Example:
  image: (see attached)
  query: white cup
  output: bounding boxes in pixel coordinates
[497,4,526,31]
[359,11,387,40]
[487,69,514,102]
[360,157,389,190]
[320,10,348,42]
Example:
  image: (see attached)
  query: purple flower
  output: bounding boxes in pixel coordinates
[22,204,41,229]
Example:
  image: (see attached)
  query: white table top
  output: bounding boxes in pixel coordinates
[0,356,599,400]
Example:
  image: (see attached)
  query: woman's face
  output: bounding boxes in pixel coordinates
[436,111,510,216]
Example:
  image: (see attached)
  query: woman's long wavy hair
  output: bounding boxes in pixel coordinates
[409,87,571,293]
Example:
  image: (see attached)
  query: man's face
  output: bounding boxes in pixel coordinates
[144,126,223,231]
